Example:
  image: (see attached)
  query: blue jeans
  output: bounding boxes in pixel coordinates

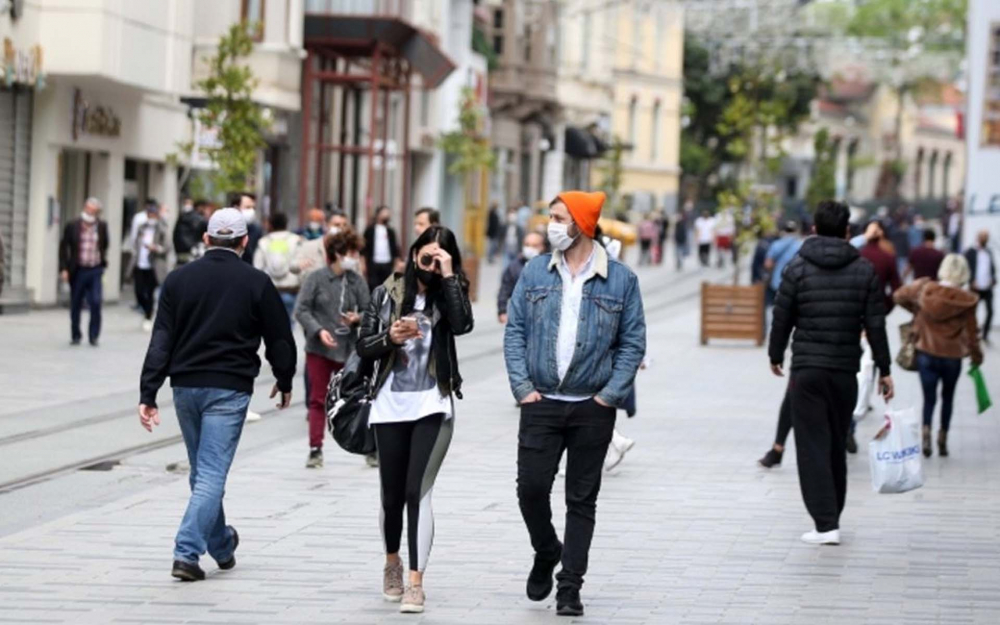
[279,291,297,328]
[173,387,251,564]
[917,352,962,431]
[70,266,103,342]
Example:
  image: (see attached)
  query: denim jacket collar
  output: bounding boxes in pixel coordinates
[548,242,608,279]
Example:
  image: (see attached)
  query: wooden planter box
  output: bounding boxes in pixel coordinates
[700,282,765,346]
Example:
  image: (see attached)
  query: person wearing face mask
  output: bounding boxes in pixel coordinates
[357,225,473,614]
[60,197,110,346]
[503,191,646,617]
[129,200,172,331]
[293,210,352,279]
[497,231,546,324]
[229,192,261,265]
[298,208,328,241]
[294,230,370,469]
[364,206,401,291]
[501,207,524,270]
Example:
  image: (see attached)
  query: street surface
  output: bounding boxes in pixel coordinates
[1,254,998,624]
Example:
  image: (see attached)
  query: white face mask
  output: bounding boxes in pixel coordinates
[308,221,322,231]
[522,245,541,260]
[329,226,341,236]
[81,212,96,223]
[340,256,360,272]
[240,208,256,223]
[547,222,577,252]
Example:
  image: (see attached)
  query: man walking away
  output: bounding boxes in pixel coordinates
[138,207,296,582]
[694,210,716,267]
[174,199,209,266]
[233,192,261,264]
[769,200,893,546]
[497,231,545,324]
[965,229,996,344]
[487,202,503,264]
[254,212,303,324]
[674,207,690,270]
[505,190,646,616]
[60,197,109,346]
[414,206,440,237]
[131,201,172,331]
[363,205,400,291]
[906,228,945,281]
[764,221,802,307]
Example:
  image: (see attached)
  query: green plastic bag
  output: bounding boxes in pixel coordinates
[969,366,993,414]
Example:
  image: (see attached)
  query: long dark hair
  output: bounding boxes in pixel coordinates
[401,225,468,316]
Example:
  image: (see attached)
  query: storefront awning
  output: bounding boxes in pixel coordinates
[304,14,456,88]
[564,126,607,159]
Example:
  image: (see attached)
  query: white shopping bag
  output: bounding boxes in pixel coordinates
[868,407,924,494]
[853,342,875,420]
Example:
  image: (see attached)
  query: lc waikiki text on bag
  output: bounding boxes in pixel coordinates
[868,406,924,494]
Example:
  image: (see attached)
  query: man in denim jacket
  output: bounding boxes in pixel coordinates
[504,191,646,617]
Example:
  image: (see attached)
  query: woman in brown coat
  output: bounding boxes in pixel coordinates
[894,254,984,457]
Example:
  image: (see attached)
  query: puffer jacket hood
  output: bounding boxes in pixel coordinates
[919,281,980,322]
[798,235,860,270]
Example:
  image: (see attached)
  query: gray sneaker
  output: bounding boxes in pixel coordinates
[383,561,404,602]
[400,585,425,614]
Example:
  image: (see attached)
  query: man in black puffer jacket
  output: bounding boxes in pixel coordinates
[768,200,894,546]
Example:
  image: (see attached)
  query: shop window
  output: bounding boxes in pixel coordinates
[983,22,1000,146]
[242,0,265,41]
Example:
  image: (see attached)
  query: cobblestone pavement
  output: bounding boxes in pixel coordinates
[1,258,999,624]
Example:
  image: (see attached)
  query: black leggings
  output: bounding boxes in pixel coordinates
[374,413,453,572]
[134,268,158,320]
[774,388,792,447]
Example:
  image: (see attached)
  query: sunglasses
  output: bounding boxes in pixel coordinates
[418,253,440,270]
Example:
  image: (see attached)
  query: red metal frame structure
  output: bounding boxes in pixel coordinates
[299,13,455,239]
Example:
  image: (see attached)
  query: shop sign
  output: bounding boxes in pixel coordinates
[3,38,44,88]
[72,88,122,140]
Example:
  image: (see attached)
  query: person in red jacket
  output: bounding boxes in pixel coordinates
[859,220,901,314]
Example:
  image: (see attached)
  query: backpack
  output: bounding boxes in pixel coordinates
[262,235,295,280]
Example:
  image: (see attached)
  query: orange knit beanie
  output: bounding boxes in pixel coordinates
[557,191,605,239]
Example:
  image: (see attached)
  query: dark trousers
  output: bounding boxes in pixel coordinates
[368,262,394,291]
[374,413,453,572]
[790,368,857,533]
[698,243,711,267]
[70,266,103,342]
[517,398,615,591]
[774,388,792,447]
[305,354,342,448]
[917,352,961,431]
[134,268,158,320]
[975,288,994,341]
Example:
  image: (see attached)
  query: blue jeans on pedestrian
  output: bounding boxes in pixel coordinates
[172,387,251,564]
[916,351,962,431]
[279,291,297,328]
[70,266,103,342]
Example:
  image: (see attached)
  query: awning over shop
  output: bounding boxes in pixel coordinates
[564,125,607,159]
[304,14,456,88]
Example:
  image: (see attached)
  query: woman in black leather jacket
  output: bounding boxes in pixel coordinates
[356,225,473,614]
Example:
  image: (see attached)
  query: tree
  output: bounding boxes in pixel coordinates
[170,23,269,199]
[805,128,837,211]
[439,87,496,176]
[595,138,627,218]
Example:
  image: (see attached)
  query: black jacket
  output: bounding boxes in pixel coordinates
[59,219,109,277]
[173,209,207,258]
[139,248,297,407]
[965,246,997,290]
[357,274,474,399]
[241,222,263,264]
[497,256,526,316]
[363,223,400,265]
[769,236,891,376]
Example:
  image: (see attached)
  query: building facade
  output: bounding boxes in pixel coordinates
[965,0,1000,245]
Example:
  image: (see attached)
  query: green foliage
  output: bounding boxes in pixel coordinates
[596,138,627,215]
[471,27,498,71]
[439,87,496,176]
[806,128,837,211]
[847,0,967,52]
[171,22,269,200]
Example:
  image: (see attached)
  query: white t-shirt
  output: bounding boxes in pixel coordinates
[373,224,392,263]
[137,224,155,270]
[975,248,993,290]
[694,217,717,244]
[369,294,453,424]
[544,247,597,403]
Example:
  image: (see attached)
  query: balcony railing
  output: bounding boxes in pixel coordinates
[305,0,411,19]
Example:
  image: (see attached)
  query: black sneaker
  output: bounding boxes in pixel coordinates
[171,560,205,581]
[846,433,858,454]
[71,338,81,346]
[306,448,323,469]
[89,338,99,347]
[556,587,584,617]
[216,526,239,570]
[526,543,562,601]
[758,448,783,468]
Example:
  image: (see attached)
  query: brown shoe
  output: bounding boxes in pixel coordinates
[938,429,949,457]
[922,426,932,458]
[400,585,425,614]
[383,561,403,602]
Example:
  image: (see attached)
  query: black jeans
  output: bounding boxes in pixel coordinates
[774,388,792,447]
[916,351,962,431]
[517,398,615,591]
[790,368,857,533]
[134,268,158,320]
[70,266,103,342]
[368,262,395,291]
[975,288,993,341]
[698,243,711,267]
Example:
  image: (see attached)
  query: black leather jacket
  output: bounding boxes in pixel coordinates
[357,274,474,398]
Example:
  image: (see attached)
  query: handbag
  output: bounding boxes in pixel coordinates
[895,319,918,372]
[326,353,379,455]
[968,365,993,414]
